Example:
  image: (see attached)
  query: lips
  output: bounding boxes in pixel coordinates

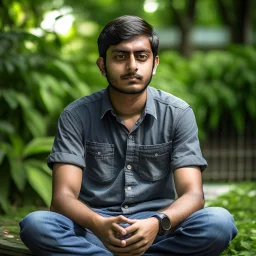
[121,74,142,80]
[124,76,137,80]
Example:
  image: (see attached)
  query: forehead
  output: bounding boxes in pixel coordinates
[108,35,152,53]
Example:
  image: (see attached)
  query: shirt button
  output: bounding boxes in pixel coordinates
[97,152,101,155]
[127,164,132,170]
[124,205,129,209]
[127,186,131,191]
[129,135,133,139]
[155,153,158,156]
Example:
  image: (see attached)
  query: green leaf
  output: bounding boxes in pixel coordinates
[0,168,11,213]
[9,156,27,191]
[38,75,66,114]
[4,61,15,73]
[23,137,54,158]
[9,134,24,155]
[1,89,19,109]
[209,106,221,129]
[25,159,52,175]
[232,109,245,132]
[0,120,15,134]
[16,93,47,137]
[51,59,79,84]
[240,241,251,250]
[25,164,52,207]
[0,149,6,165]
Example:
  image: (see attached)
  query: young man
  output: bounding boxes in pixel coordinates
[20,15,237,256]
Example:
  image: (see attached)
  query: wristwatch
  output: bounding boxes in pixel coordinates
[152,213,172,235]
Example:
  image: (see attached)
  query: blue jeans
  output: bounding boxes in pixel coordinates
[19,207,237,256]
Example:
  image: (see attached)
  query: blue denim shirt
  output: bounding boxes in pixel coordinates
[47,86,207,214]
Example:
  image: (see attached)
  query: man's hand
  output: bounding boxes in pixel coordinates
[93,215,136,254]
[114,217,159,256]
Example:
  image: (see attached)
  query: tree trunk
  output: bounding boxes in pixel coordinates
[180,26,193,57]
[217,0,253,44]
[170,0,196,58]
[232,0,252,44]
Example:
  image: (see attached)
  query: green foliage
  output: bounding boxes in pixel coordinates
[206,183,256,255]
[153,46,256,139]
[0,30,90,213]
[0,136,54,212]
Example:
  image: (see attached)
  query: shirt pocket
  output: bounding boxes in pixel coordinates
[85,141,115,183]
[139,141,172,181]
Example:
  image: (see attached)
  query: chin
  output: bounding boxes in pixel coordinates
[110,83,148,95]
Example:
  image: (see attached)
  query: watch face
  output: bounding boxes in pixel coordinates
[162,216,171,231]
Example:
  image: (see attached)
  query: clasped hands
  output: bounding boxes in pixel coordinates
[94,215,159,256]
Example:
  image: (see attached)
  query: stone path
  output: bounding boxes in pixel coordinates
[203,184,234,200]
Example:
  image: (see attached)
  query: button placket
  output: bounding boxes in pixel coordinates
[123,130,136,214]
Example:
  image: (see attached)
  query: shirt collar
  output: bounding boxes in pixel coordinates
[100,87,113,119]
[144,87,157,120]
[100,86,157,120]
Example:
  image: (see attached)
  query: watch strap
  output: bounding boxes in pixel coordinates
[152,213,171,235]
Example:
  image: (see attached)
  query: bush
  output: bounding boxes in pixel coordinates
[207,182,256,255]
[0,31,90,213]
[153,46,256,139]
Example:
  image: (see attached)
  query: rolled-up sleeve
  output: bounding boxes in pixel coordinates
[171,107,207,171]
[47,110,85,170]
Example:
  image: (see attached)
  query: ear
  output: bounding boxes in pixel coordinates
[153,56,159,75]
[96,57,106,76]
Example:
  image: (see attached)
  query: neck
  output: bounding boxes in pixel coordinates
[108,87,147,119]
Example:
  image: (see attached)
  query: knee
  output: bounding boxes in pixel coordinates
[19,211,53,245]
[206,207,238,246]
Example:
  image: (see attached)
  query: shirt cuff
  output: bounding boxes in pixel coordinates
[47,152,85,170]
[171,155,208,172]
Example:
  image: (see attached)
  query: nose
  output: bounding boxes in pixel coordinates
[127,55,138,72]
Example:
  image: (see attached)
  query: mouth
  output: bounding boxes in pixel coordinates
[121,74,142,80]
[124,76,138,81]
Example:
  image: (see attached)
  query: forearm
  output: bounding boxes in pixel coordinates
[50,194,102,232]
[160,191,204,230]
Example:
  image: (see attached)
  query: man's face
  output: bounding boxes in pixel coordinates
[99,35,158,95]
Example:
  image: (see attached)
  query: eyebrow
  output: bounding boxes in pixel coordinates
[111,48,151,54]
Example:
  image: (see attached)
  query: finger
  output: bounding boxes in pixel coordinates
[108,239,146,254]
[116,215,137,225]
[114,253,133,256]
[124,222,138,235]
[112,216,137,236]
[122,231,152,250]
[123,233,146,248]
[112,222,127,236]
[107,232,128,247]
[107,243,135,254]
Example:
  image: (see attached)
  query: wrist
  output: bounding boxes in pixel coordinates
[151,216,159,232]
[87,212,104,233]
[152,213,172,236]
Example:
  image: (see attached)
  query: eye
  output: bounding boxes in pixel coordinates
[115,54,125,60]
[136,54,148,61]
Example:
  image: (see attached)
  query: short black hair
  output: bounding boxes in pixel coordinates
[97,15,159,61]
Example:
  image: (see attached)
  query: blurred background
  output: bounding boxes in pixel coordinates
[0,0,255,213]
